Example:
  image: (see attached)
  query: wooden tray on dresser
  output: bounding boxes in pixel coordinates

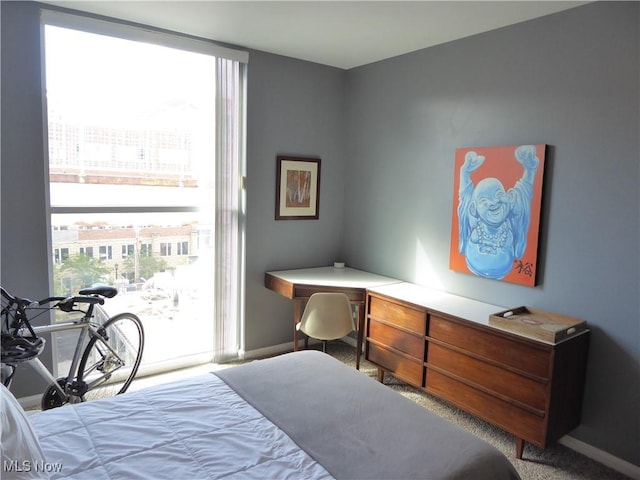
[489,306,587,343]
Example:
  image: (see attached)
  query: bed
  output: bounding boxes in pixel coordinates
[3,350,520,479]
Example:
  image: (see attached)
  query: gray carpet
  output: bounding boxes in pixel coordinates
[319,341,632,480]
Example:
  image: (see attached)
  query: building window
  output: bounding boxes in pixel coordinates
[177,241,188,256]
[54,248,69,264]
[122,244,135,258]
[79,247,94,258]
[160,243,172,256]
[140,243,152,257]
[99,245,112,260]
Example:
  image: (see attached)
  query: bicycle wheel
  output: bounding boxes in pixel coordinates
[41,378,68,410]
[77,312,144,402]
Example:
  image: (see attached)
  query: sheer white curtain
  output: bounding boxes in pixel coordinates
[213,57,246,362]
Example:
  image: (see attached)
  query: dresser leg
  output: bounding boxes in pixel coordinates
[377,368,384,383]
[515,438,525,459]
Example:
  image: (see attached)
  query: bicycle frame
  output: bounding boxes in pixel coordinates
[26,304,128,402]
[2,284,142,409]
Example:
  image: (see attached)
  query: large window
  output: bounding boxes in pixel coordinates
[42,11,247,375]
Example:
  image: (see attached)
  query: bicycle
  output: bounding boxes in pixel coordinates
[1,285,144,410]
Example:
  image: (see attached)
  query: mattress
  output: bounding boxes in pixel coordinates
[21,350,520,479]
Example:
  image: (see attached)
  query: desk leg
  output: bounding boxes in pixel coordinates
[356,304,365,370]
[293,299,303,352]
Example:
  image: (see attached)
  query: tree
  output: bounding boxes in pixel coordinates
[55,254,111,294]
[122,254,168,283]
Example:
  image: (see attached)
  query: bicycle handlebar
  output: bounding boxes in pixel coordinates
[1,287,38,309]
[37,296,105,316]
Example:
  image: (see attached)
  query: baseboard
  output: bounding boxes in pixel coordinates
[243,341,292,359]
[18,394,43,411]
[341,336,358,348]
[559,435,640,479]
[243,339,313,360]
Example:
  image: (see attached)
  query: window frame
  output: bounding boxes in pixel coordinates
[41,8,248,366]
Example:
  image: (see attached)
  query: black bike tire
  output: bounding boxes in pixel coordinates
[77,312,144,400]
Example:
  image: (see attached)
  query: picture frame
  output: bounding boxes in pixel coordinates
[275,156,321,220]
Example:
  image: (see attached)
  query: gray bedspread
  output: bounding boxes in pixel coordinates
[216,350,521,480]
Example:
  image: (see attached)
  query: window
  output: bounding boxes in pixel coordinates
[99,245,113,260]
[140,243,152,257]
[160,243,172,257]
[42,11,247,374]
[122,244,135,258]
[54,248,69,264]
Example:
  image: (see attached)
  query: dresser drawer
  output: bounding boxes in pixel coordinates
[369,295,425,333]
[429,315,551,379]
[368,319,423,359]
[425,370,546,446]
[367,343,423,387]
[427,343,547,411]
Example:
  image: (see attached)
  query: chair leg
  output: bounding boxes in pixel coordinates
[304,335,308,349]
[322,340,327,353]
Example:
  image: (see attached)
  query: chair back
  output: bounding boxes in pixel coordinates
[297,292,355,340]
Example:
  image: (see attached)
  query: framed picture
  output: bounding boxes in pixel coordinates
[275,156,321,220]
[449,144,546,287]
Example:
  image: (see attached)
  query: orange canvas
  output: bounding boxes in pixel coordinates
[449,144,546,287]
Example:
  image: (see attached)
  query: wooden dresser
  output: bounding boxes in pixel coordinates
[365,282,590,459]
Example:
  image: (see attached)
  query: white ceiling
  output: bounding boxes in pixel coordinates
[40,1,587,69]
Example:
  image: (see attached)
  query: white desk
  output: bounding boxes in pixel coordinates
[265,266,401,368]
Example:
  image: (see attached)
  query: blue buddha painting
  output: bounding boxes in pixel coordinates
[450,145,545,286]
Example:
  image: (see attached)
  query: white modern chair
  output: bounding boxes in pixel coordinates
[296,292,355,353]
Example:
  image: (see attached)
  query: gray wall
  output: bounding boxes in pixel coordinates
[1,1,347,379]
[244,51,346,351]
[343,1,639,466]
[1,1,56,397]
[1,0,638,468]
